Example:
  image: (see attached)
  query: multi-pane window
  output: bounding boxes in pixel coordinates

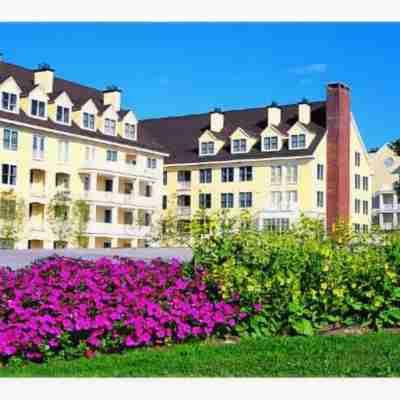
[287,191,298,209]
[263,136,278,151]
[353,223,361,233]
[31,99,46,118]
[163,171,168,185]
[363,200,369,215]
[32,135,45,160]
[355,174,361,189]
[125,123,136,139]
[317,191,324,208]
[355,198,361,214]
[3,128,18,151]
[56,106,70,124]
[239,192,252,208]
[147,158,157,169]
[317,164,324,180]
[83,112,95,130]
[363,176,369,191]
[221,167,234,182]
[1,164,17,185]
[105,179,113,192]
[221,193,234,209]
[271,191,283,210]
[291,134,306,149]
[199,168,212,184]
[362,224,369,233]
[178,170,191,182]
[58,140,69,162]
[105,118,116,135]
[104,209,112,224]
[232,139,247,153]
[1,92,17,112]
[124,211,134,225]
[286,165,298,184]
[83,175,91,191]
[162,195,167,210]
[355,152,361,167]
[106,149,118,162]
[200,141,214,156]
[85,146,96,161]
[239,166,253,181]
[199,193,212,209]
[263,218,290,233]
[271,166,282,184]
[145,184,152,198]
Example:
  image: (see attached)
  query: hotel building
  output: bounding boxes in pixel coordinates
[143,83,372,233]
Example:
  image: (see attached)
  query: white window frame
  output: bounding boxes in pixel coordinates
[124,123,137,140]
[32,134,45,161]
[271,166,282,185]
[56,105,71,125]
[239,192,252,208]
[200,141,215,156]
[263,136,278,152]
[85,145,96,162]
[30,99,47,119]
[1,92,18,113]
[58,140,70,163]
[317,191,324,208]
[83,112,96,131]
[221,193,234,209]
[106,149,118,162]
[1,164,17,186]
[286,165,298,184]
[104,118,116,136]
[232,138,247,154]
[3,128,18,151]
[290,134,306,149]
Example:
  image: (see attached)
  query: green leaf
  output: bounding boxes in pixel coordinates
[292,319,314,336]
[387,308,400,320]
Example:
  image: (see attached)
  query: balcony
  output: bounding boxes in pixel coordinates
[176,206,191,217]
[177,181,191,191]
[381,203,400,212]
[86,222,151,237]
[82,190,158,209]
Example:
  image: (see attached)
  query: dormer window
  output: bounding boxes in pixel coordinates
[263,136,278,151]
[56,105,70,125]
[200,141,215,156]
[232,138,247,153]
[291,134,306,149]
[1,92,18,112]
[105,118,116,135]
[125,123,136,140]
[31,99,46,119]
[83,112,95,130]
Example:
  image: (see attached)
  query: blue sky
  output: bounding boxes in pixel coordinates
[0,22,398,149]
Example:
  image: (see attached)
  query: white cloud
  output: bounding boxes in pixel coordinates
[289,63,328,75]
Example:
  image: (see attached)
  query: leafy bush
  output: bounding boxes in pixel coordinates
[0,257,252,363]
[189,213,400,337]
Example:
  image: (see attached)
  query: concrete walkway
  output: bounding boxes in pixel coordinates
[0,247,193,269]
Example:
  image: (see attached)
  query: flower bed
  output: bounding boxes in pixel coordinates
[0,257,248,363]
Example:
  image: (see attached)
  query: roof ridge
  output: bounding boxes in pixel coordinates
[142,100,326,123]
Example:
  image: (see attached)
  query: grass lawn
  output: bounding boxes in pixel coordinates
[1,332,400,377]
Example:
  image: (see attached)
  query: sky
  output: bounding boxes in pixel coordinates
[0,22,398,150]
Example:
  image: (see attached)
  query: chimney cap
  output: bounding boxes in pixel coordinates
[211,107,222,114]
[327,82,350,91]
[267,101,279,108]
[103,85,122,93]
[0,52,3,62]
[299,97,309,104]
[35,62,54,72]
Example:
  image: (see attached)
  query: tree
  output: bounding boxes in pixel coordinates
[389,139,400,156]
[0,190,25,249]
[46,191,72,248]
[71,199,90,248]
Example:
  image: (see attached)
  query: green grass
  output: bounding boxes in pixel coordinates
[1,333,400,377]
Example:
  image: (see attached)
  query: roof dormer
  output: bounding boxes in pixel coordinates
[103,85,121,112]
[210,108,224,132]
[198,130,224,156]
[79,98,99,131]
[288,122,315,150]
[28,85,49,120]
[230,127,256,154]
[51,91,73,125]
[0,76,21,113]
[102,104,119,136]
[119,110,138,140]
[267,102,281,126]
[34,63,54,94]
[261,125,286,152]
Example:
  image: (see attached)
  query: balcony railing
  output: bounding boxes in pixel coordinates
[177,181,191,191]
[86,222,151,237]
[381,203,400,211]
[82,190,158,208]
[79,160,158,178]
[264,202,299,212]
[176,206,191,217]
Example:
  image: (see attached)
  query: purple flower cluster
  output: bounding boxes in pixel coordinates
[0,257,246,362]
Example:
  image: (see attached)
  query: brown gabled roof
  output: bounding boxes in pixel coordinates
[0,61,166,154]
[141,101,327,164]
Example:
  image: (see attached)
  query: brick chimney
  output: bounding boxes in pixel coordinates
[326,82,351,231]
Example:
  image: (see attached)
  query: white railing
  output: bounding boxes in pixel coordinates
[82,191,158,208]
[263,203,299,212]
[382,203,400,211]
[177,181,191,190]
[86,222,151,237]
[30,185,47,199]
[176,206,191,217]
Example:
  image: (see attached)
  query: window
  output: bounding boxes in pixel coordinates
[355,174,361,189]
[147,158,157,169]
[122,211,133,225]
[199,193,211,209]
[232,138,247,153]
[163,171,168,185]
[58,140,69,162]
[178,170,191,182]
[355,151,361,167]
[317,191,324,208]
[0,199,16,220]
[287,191,298,209]
[384,157,394,169]
[85,146,96,161]
[104,209,112,223]
[103,240,112,249]
[56,106,70,124]
[200,141,214,156]
[125,123,136,139]
[263,218,290,233]
[363,176,369,191]
[105,179,113,192]
[1,92,17,112]
[221,167,234,182]
[271,191,283,210]
[32,135,45,160]
[291,134,306,149]
[363,200,369,215]
[355,199,361,214]
[55,173,70,189]
[3,128,18,151]
[106,149,118,162]
[286,165,298,184]
[177,195,191,207]
[271,166,282,184]
[83,175,91,191]
[317,164,324,180]
[362,224,369,233]
[1,164,17,185]
[104,118,116,135]
[31,99,46,118]
[83,112,95,130]
[239,192,252,208]
[239,166,253,182]
[145,184,152,198]
[199,168,212,184]
[162,195,167,210]
[221,193,234,208]
[353,223,361,233]
[144,212,152,227]
[263,136,278,151]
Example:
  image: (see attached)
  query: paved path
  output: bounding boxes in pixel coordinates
[0,248,193,269]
